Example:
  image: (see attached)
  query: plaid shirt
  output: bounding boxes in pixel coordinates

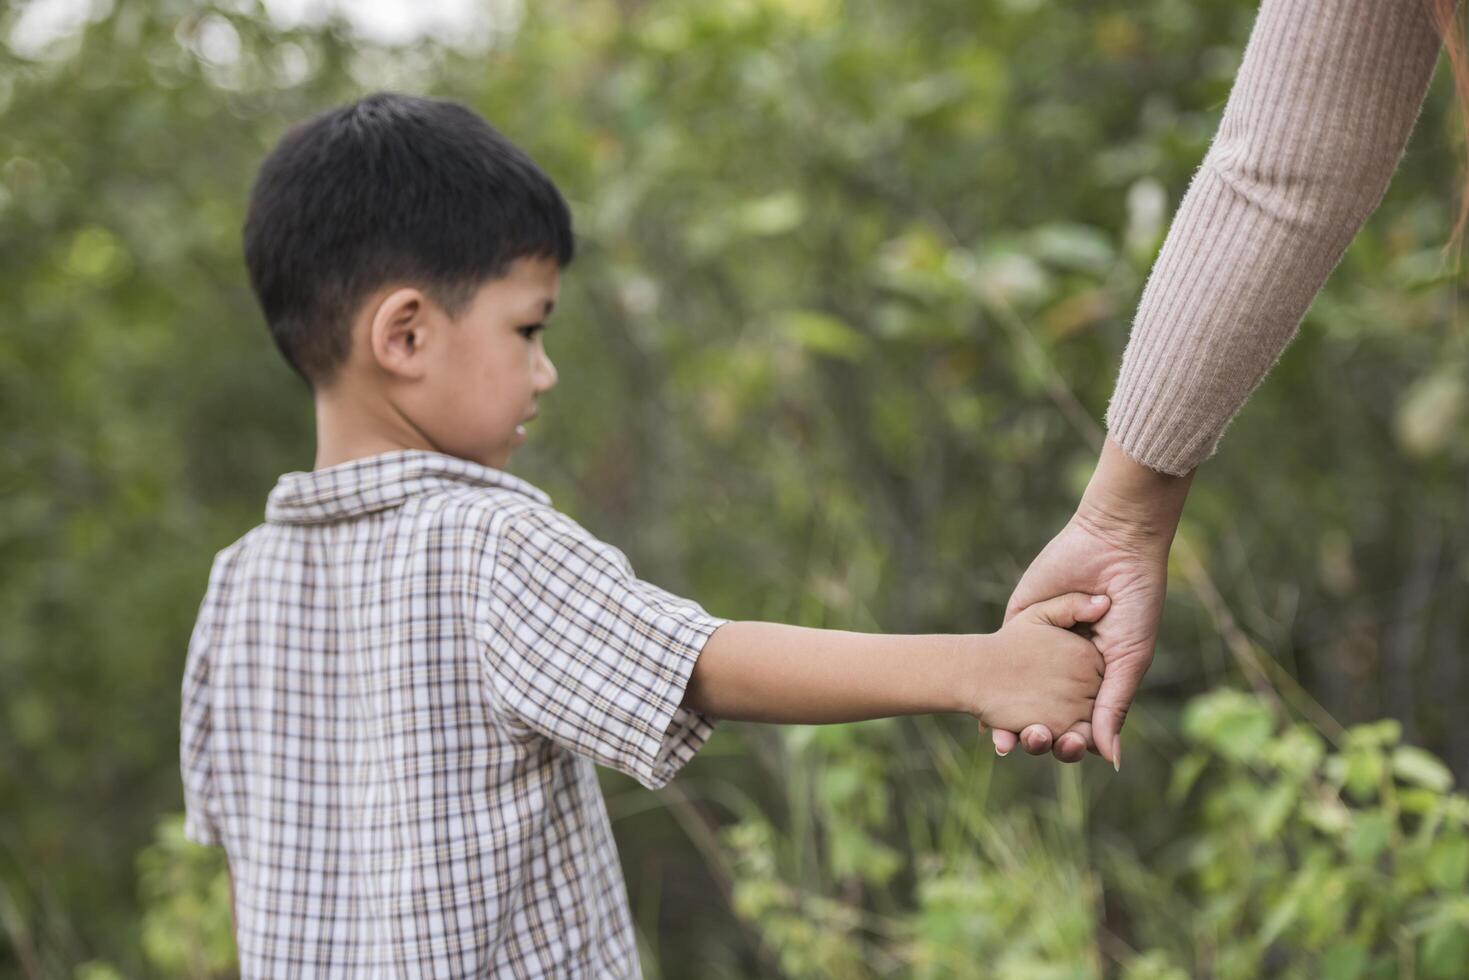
[180,450,726,978]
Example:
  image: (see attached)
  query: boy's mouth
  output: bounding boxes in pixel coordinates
[513,409,537,444]
[513,414,534,445]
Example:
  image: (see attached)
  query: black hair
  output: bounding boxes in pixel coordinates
[242,92,575,387]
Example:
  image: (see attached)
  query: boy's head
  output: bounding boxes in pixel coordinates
[243,92,573,470]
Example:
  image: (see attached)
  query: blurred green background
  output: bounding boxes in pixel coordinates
[4,0,1469,976]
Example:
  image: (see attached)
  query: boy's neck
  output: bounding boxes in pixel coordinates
[312,384,434,471]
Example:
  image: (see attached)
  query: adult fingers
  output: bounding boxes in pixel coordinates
[1004,553,1060,626]
[1004,566,1068,626]
[1004,519,1097,625]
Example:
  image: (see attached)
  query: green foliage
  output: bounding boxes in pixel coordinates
[1127,691,1469,979]
[4,0,1468,976]
[720,690,1467,979]
[136,818,235,978]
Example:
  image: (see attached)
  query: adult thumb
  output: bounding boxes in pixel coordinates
[1090,663,1143,771]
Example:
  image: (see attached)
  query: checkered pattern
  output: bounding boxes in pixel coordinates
[180,450,726,978]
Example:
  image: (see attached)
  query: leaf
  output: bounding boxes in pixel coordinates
[1394,368,1466,458]
[1040,288,1116,339]
[875,228,963,300]
[1263,724,1326,777]
[1401,788,1444,816]
[1393,746,1455,793]
[1346,810,1392,863]
[1429,836,1469,892]
[776,310,869,361]
[1348,719,1403,748]
[1258,886,1304,947]
[1422,921,1469,979]
[1167,751,1209,805]
[1343,748,1386,803]
[1252,781,1297,840]
[1182,688,1275,762]
[735,192,806,237]
[1302,799,1352,837]
[972,250,1053,306]
[1121,951,1191,980]
[1390,247,1461,290]
[892,71,972,118]
[1027,223,1115,275]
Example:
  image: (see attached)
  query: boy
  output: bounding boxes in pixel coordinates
[180,92,1108,978]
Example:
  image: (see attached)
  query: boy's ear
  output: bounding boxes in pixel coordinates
[368,287,435,380]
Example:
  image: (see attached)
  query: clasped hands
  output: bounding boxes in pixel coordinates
[987,437,1194,769]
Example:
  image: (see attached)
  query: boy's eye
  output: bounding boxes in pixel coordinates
[517,324,544,340]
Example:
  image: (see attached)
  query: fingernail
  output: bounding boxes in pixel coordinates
[995,745,1009,758]
[1113,736,1122,773]
[1091,595,1107,605]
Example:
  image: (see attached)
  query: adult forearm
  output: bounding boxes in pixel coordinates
[683,621,973,724]
[1107,0,1440,476]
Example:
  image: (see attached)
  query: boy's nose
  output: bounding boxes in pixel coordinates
[534,350,558,392]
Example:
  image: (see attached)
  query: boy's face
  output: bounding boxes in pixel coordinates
[384,255,562,471]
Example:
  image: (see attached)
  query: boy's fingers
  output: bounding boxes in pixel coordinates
[1026,592,1110,629]
[1003,595,1026,626]
[1053,723,1093,763]
[1020,724,1053,755]
[985,725,1055,756]
[1070,592,1111,625]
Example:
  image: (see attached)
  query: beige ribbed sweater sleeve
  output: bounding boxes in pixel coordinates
[1105,0,1444,476]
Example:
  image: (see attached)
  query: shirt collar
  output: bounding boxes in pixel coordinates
[265,449,551,525]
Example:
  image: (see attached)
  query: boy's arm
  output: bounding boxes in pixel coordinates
[683,623,972,724]
[681,592,1108,730]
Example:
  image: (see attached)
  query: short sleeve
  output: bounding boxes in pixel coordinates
[180,559,227,847]
[475,506,728,790]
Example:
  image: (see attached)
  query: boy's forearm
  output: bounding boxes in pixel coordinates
[681,621,977,724]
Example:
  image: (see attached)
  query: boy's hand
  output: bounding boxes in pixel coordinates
[968,593,1108,736]
[990,436,1192,766]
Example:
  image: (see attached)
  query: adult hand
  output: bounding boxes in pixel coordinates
[986,437,1194,768]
